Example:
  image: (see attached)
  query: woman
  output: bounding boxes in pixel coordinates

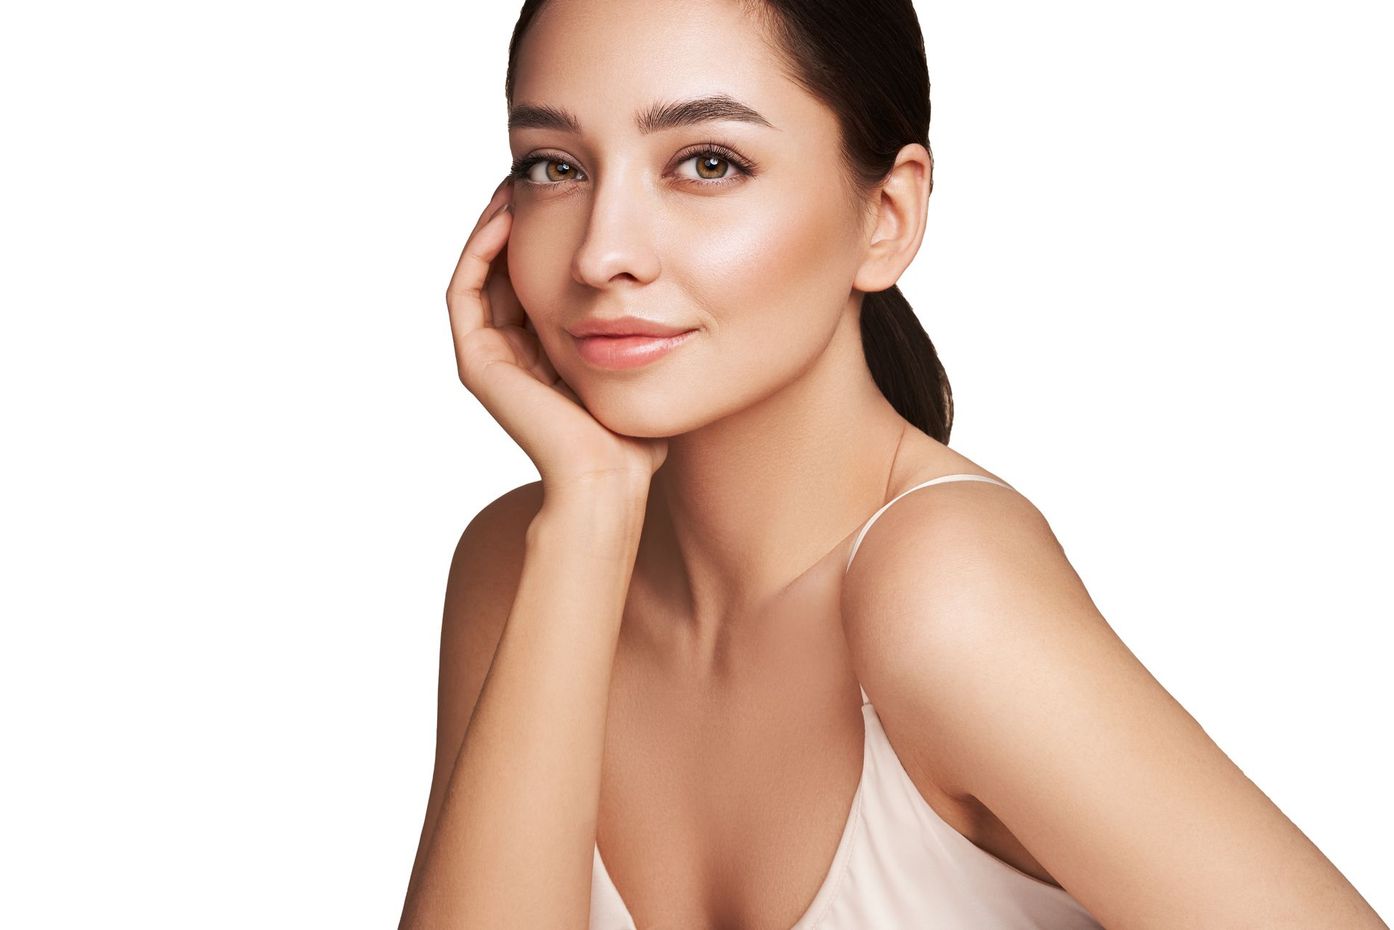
[400,1,1388,927]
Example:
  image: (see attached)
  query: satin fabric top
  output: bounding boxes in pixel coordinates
[589,474,1105,928]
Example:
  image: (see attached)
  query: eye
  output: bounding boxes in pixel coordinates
[673,147,754,184]
[510,153,585,185]
[509,144,757,189]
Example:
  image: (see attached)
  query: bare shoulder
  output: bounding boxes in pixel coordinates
[434,478,549,785]
[839,472,1386,926]
[441,479,547,703]
[402,479,547,909]
[447,479,546,607]
[839,470,1087,788]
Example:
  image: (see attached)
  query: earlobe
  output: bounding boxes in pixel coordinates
[853,144,932,293]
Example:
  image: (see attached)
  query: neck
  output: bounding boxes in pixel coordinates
[628,310,911,665]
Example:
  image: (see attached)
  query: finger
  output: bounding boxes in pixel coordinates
[495,325,561,388]
[446,203,513,338]
[485,239,527,330]
[551,375,584,407]
[468,175,514,241]
[532,337,560,386]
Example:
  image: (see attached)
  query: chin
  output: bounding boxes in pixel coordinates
[578,385,707,439]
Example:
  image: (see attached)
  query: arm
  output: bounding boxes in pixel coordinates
[842,482,1388,930]
[399,479,648,929]
[398,483,536,918]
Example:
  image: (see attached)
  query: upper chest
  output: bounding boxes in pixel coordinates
[596,566,867,929]
[594,555,1058,929]
[591,449,1069,926]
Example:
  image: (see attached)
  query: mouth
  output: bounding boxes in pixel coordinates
[571,329,698,371]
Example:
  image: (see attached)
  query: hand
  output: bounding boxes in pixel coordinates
[446,177,670,493]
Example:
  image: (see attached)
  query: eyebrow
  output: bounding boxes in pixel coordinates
[507,93,778,135]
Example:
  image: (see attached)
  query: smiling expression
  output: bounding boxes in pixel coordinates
[504,0,879,437]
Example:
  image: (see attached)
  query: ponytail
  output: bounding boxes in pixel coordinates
[509,0,953,442]
[860,286,953,443]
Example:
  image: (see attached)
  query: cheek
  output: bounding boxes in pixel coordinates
[504,217,567,330]
[502,188,857,417]
[667,187,858,361]
[572,189,854,433]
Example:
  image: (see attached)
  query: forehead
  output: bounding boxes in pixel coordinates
[510,0,825,136]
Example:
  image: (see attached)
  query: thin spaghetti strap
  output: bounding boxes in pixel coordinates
[844,473,1016,574]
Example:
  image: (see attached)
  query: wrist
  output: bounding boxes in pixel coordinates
[529,479,649,546]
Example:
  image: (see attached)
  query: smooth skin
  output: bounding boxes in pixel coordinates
[402,0,1389,927]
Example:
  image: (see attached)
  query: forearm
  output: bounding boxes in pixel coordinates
[401,488,646,929]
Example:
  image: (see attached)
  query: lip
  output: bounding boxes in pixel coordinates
[566,315,694,339]
[571,330,697,370]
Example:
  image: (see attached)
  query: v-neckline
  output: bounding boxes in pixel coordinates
[592,698,872,929]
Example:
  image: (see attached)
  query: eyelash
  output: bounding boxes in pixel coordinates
[508,143,758,188]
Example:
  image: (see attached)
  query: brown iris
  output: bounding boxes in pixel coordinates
[544,160,577,182]
[695,155,729,180]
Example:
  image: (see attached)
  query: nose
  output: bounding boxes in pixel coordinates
[570,167,661,289]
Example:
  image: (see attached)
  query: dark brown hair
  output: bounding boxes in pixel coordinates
[504,0,953,442]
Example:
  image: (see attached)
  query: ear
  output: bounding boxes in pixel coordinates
[852,143,933,293]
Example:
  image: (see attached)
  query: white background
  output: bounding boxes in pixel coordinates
[2,1,1389,925]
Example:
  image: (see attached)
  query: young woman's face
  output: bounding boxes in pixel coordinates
[507,0,875,437]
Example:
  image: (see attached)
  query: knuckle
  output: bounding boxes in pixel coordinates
[446,283,481,310]
[456,332,496,376]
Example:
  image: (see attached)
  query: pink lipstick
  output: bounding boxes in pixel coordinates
[572,330,697,370]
